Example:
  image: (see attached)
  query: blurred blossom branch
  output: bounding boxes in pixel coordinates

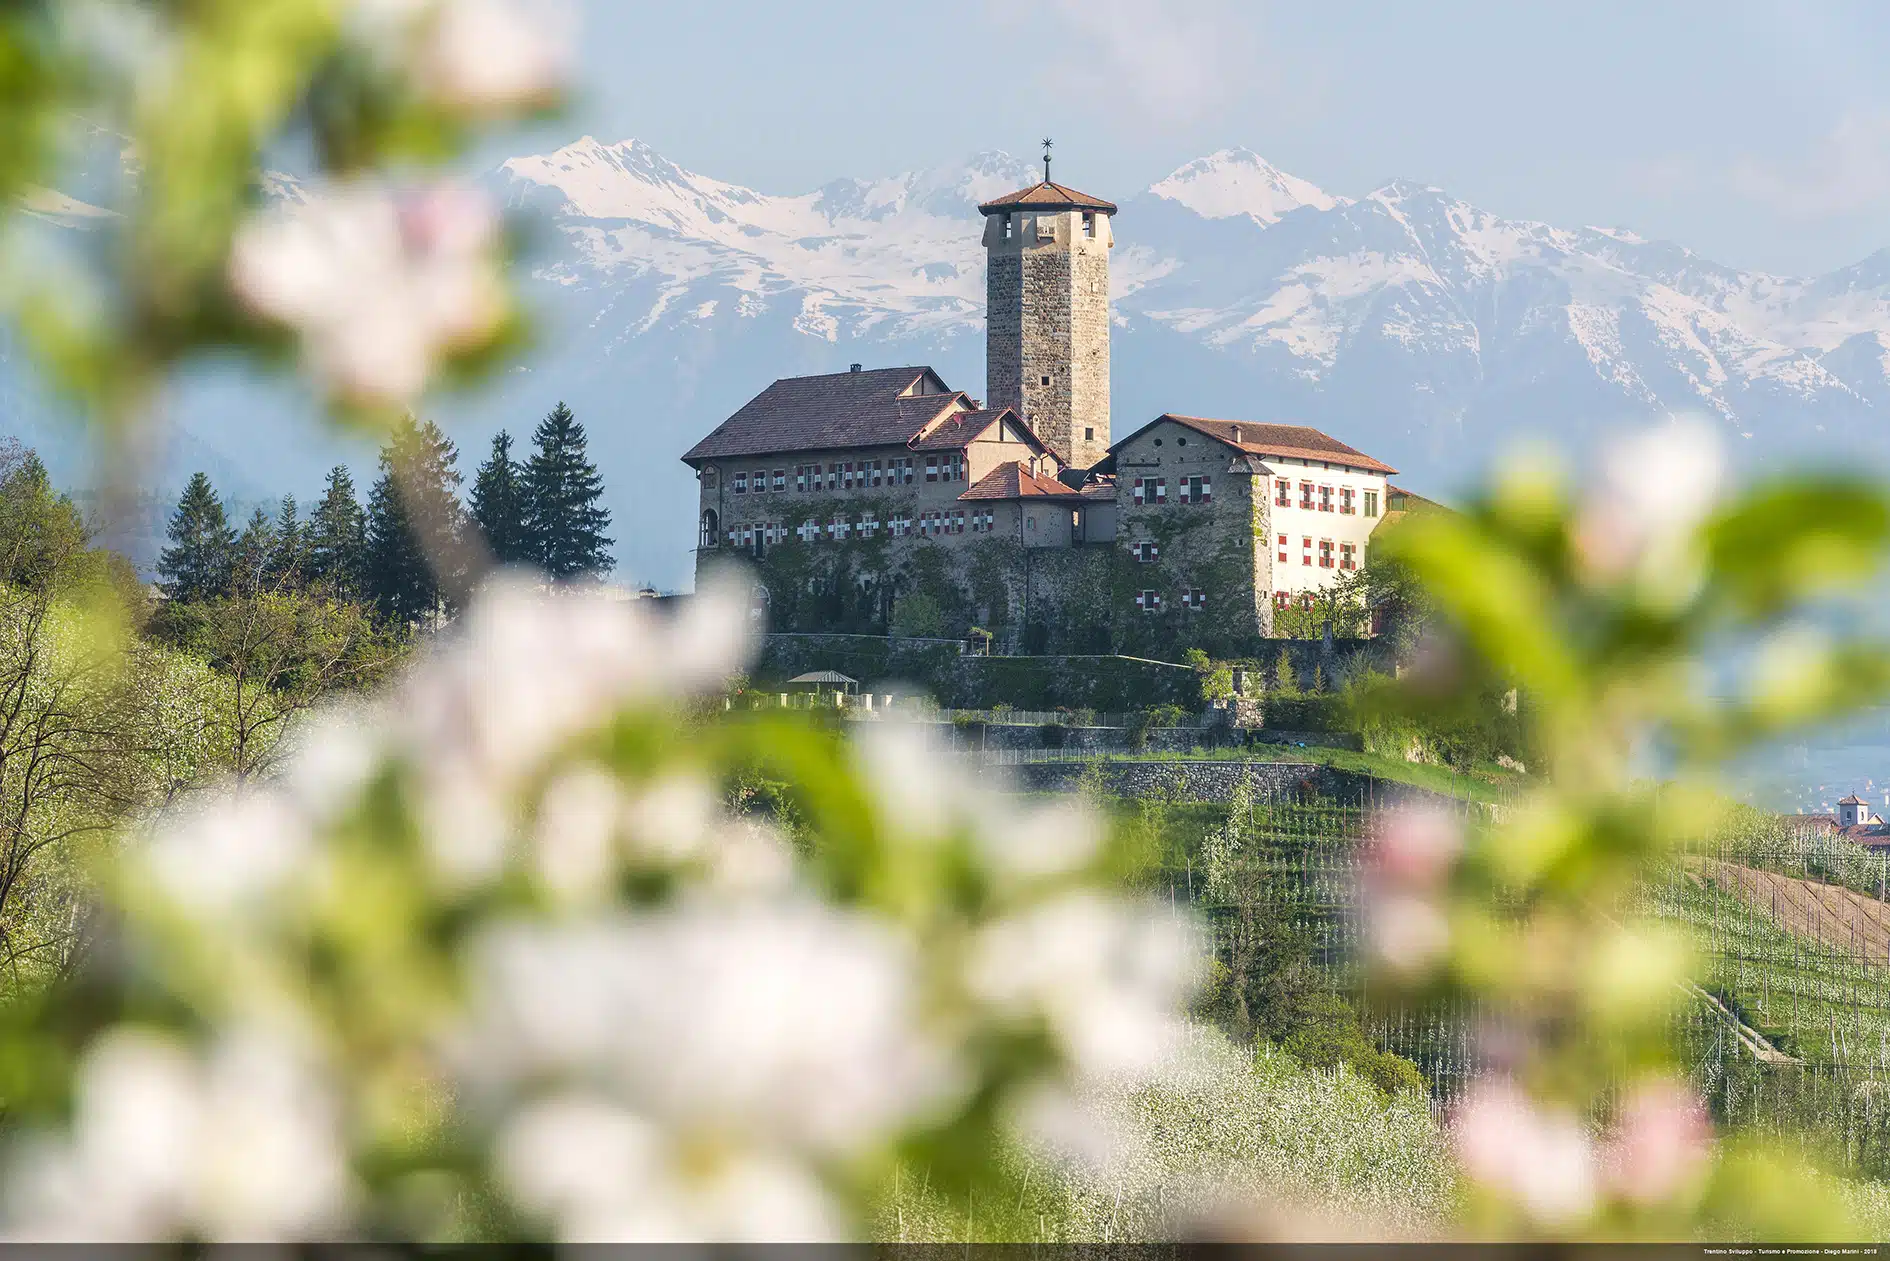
[1365,415,1890,1239]
[0,573,1198,1241]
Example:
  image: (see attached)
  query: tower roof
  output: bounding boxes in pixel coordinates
[977,180,1118,216]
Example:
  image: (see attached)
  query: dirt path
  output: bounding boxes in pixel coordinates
[1697,859,1890,964]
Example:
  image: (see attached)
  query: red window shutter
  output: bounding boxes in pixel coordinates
[1201,478,1211,503]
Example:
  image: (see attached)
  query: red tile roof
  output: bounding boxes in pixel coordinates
[1117,415,1398,475]
[978,180,1118,215]
[682,367,963,463]
[959,462,1087,502]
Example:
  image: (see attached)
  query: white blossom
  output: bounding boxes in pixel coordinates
[494,1094,842,1241]
[141,791,313,919]
[965,893,1200,1080]
[5,1028,349,1241]
[532,764,624,902]
[228,180,504,404]
[352,0,572,113]
[459,900,960,1153]
[1453,1077,1598,1227]
[1574,416,1725,589]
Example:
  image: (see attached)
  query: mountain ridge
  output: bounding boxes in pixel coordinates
[16,136,1890,588]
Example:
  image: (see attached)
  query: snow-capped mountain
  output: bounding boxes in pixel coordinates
[17,136,1890,588]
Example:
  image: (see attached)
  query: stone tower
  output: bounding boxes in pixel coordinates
[979,156,1117,471]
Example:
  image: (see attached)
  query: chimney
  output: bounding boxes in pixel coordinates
[1232,424,1242,443]
[850,363,862,373]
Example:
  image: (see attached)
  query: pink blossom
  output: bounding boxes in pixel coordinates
[1453,1078,1598,1227]
[1604,1079,1711,1206]
[1364,891,1449,976]
[1371,806,1463,890]
[228,181,504,404]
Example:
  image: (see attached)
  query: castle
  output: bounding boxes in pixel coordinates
[681,154,1411,652]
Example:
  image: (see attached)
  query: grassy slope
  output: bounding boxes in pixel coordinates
[873,1025,1455,1242]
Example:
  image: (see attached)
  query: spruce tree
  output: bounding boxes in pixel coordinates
[470,430,531,565]
[263,494,306,590]
[522,402,613,579]
[364,417,466,627]
[157,472,235,601]
[231,506,277,593]
[307,465,367,596]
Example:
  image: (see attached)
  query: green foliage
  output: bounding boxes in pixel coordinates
[306,465,368,599]
[158,472,235,601]
[365,416,465,627]
[890,591,945,638]
[523,402,613,579]
[471,430,532,566]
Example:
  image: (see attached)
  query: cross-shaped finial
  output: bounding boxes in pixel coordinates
[1042,137,1053,183]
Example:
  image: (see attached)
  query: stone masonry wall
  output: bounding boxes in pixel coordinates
[1009,760,1473,811]
[984,209,1112,471]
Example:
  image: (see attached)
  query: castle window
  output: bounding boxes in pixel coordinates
[700,509,719,547]
[1002,214,1013,241]
[1082,211,1096,238]
[869,461,882,487]
[1182,589,1206,611]
[1277,534,1288,563]
[1179,475,1211,504]
[752,469,767,493]
[1133,541,1158,563]
[1364,490,1379,518]
[1302,537,1313,566]
[1275,479,1291,507]
[842,463,855,490]
[1339,486,1355,515]
[1318,485,1334,512]
[1319,539,1335,568]
[1040,375,1050,386]
[795,466,808,492]
[732,472,747,495]
[924,457,939,483]
[1135,590,1162,612]
[826,464,840,490]
[1274,591,1290,610]
[1300,481,1315,510]
[947,509,966,534]
[1340,542,1357,571]
[1085,427,1094,441]
[891,515,911,538]
[860,511,878,539]
[772,469,786,492]
[796,520,818,543]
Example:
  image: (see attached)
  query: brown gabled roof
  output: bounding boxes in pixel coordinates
[911,407,1057,459]
[1840,794,1868,806]
[1108,414,1398,476]
[682,367,963,463]
[978,180,1118,215]
[959,462,1087,502]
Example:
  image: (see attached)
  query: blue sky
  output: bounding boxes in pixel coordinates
[502,0,1890,277]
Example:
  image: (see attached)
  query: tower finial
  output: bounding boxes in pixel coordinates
[1041,136,1053,183]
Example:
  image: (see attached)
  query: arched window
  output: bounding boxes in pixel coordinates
[700,508,719,548]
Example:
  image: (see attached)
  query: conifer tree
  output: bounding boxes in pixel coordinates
[470,429,531,565]
[231,506,277,593]
[522,401,613,579]
[263,494,306,590]
[157,471,235,601]
[307,465,367,596]
[364,417,466,627]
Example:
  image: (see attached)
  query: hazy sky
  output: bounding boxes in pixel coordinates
[500,0,1890,277]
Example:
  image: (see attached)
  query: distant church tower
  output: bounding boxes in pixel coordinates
[979,141,1117,471]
